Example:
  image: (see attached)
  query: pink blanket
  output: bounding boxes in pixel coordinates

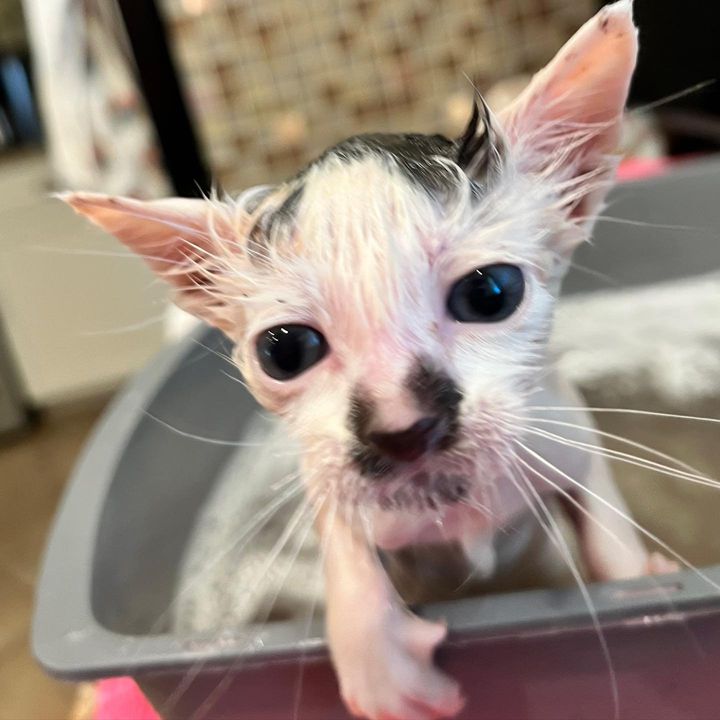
[94,678,159,720]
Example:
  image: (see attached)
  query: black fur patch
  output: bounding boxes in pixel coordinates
[297,132,464,196]
[378,475,469,512]
[247,184,304,260]
[347,363,463,478]
[350,445,395,479]
[348,394,397,477]
[275,184,304,221]
[294,94,502,196]
[406,359,462,450]
[456,95,503,181]
[348,393,374,440]
[249,96,501,255]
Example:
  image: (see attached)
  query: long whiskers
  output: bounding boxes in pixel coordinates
[512,452,624,550]
[170,490,328,719]
[140,476,304,643]
[514,439,720,595]
[508,456,620,719]
[143,411,268,448]
[514,414,711,482]
[518,423,720,492]
[293,495,338,720]
[526,405,720,425]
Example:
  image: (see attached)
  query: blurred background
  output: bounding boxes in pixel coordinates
[0,0,718,718]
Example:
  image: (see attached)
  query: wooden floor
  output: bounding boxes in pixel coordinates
[0,401,106,720]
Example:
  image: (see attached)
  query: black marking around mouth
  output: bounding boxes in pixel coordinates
[378,475,469,512]
[350,445,395,479]
[348,394,400,478]
[348,366,463,478]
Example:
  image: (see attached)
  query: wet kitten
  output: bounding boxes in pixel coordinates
[63,2,677,718]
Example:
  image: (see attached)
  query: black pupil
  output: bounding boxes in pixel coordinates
[467,271,504,316]
[258,325,326,380]
[447,264,524,323]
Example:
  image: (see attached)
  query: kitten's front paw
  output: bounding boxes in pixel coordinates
[332,610,464,720]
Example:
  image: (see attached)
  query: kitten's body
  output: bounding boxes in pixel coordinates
[64,2,677,718]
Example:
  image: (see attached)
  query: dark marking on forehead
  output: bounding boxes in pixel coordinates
[246,183,304,262]
[305,132,459,196]
[456,95,504,183]
[291,95,503,198]
[276,184,304,219]
[244,186,276,214]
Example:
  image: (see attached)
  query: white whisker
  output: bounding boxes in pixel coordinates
[526,406,720,425]
[515,439,720,595]
[514,415,716,486]
[519,423,720,492]
[143,411,267,447]
[508,455,620,719]
[179,491,327,719]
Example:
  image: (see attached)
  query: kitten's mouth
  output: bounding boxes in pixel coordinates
[377,472,469,512]
[350,443,462,481]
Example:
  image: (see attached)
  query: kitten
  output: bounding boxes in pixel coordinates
[63,2,677,718]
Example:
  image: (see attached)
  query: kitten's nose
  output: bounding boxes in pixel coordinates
[367,416,446,463]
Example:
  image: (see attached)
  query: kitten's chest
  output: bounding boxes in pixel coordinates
[381,507,565,605]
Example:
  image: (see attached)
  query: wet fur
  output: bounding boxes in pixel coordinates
[62,3,665,719]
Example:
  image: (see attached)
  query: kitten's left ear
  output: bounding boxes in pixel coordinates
[61,192,241,332]
[500,0,638,235]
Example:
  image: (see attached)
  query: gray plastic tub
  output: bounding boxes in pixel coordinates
[34,158,720,719]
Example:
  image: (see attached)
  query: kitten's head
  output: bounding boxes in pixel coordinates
[65,2,637,524]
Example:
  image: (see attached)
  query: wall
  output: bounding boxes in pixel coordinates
[0,152,166,405]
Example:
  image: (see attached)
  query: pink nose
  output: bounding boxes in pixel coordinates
[367,416,445,463]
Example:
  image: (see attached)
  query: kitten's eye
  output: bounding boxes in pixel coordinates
[447,264,525,323]
[256,325,328,380]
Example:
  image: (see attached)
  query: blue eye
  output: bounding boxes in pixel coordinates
[257,325,328,380]
[447,264,525,323]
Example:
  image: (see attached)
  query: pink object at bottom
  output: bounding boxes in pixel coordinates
[616,156,672,182]
[94,678,160,720]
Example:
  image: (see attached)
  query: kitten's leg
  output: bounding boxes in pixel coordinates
[539,375,680,580]
[560,449,646,580]
[321,511,464,720]
[563,449,680,580]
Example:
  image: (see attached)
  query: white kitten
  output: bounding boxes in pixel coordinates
[63,3,677,718]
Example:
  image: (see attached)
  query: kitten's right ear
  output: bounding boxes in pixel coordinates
[61,192,240,332]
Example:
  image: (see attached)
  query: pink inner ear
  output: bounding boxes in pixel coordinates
[501,0,638,166]
[62,192,239,332]
[61,193,214,275]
